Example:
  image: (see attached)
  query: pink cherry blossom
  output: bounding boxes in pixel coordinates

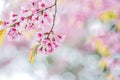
[7,28,22,40]
[36,32,64,54]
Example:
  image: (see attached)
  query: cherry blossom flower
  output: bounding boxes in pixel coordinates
[7,28,22,40]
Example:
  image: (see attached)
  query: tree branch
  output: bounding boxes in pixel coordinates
[47,0,57,38]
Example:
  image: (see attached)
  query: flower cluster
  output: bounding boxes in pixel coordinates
[29,30,65,64]
[37,32,64,54]
[0,0,63,63]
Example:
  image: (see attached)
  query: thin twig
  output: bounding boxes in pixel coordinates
[47,0,57,38]
[37,3,56,13]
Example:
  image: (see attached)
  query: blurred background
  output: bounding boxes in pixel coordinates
[0,0,120,80]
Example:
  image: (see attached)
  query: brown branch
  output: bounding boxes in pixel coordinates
[47,0,57,38]
[37,3,56,13]
[51,0,57,32]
